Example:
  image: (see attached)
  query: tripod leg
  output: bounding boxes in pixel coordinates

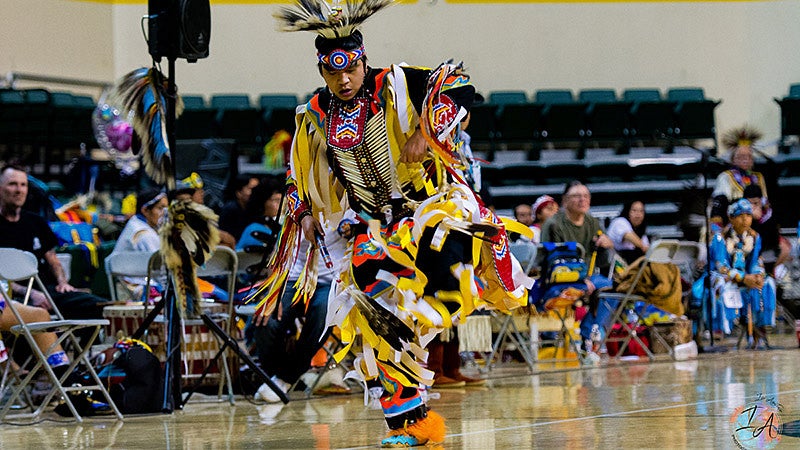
[180,343,229,407]
[200,313,289,404]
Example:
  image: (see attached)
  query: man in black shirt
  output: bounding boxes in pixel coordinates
[0,165,108,327]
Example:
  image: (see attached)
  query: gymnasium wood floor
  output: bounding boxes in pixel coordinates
[2,333,800,449]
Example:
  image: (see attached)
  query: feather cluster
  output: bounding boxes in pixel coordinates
[352,290,415,350]
[274,0,393,38]
[721,124,762,150]
[160,199,221,317]
[114,67,184,188]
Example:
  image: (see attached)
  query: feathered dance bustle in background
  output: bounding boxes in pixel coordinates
[114,67,183,189]
[721,124,763,151]
[160,199,220,317]
[274,0,393,35]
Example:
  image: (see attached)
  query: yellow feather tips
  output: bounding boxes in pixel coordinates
[159,199,221,317]
[501,216,535,240]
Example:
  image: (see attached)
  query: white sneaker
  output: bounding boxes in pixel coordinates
[255,376,290,403]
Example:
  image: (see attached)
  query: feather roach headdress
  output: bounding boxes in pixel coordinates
[721,125,763,151]
[274,0,393,70]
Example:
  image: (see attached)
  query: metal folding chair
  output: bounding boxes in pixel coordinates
[0,248,123,422]
[105,250,159,303]
[530,242,589,363]
[509,239,538,275]
[597,240,685,361]
[183,246,238,405]
[480,310,536,373]
[476,240,539,371]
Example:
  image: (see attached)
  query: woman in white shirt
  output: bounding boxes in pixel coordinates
[607,200,649,264]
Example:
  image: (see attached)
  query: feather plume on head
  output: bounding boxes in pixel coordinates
[274,0,393,70]
[113,67,184,189]
[722,125,763,151]
[160,199,221,317]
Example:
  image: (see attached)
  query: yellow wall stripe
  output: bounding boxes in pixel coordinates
[74,0,771,4]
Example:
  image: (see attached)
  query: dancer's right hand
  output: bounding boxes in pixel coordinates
[301,214,324,245]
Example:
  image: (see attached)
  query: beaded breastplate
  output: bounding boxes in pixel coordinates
[327,96,395,216]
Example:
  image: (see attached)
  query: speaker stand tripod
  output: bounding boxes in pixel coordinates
[180,313,289,406]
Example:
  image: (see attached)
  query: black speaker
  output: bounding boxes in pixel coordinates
[149,0,211,62]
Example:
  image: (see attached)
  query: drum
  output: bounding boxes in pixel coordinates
[102,304,163,350]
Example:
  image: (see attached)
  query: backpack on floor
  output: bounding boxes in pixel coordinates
[97,339,163,414]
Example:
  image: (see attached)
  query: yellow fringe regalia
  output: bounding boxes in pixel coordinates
[249,62,533,390]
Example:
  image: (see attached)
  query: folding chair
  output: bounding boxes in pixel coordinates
[474,240,540,372]
[481,310,536,372]
[509,239,538,276]
[103,251,166,345]
[105,251,159,303]
[182,246,238,405]
[0,248,122,422]
[531,242,590,363]
[597,240,684,361]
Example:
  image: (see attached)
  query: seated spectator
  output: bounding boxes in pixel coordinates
[542,180,614,280]
[236,183,283,253]
[607,200,650,265]
[0,165,111,343]
[219,176,260,246]
[112,188,166,254]
[710,125,769,231]
[709,198,776,348]
[170,173,236,249]
[510,203,535,242]
[109,188,167,301]
[531,195,558,245]
[743,184,791,280]
[541,180,615,345]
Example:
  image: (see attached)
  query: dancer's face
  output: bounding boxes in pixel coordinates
[732,146,754,171]
[730,213,752,234]
[321,59,366,101]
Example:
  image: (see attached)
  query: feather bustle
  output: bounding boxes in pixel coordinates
[160,199,221,317]
[112,67,185,189]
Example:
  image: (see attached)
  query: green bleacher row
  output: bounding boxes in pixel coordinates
[4,84,800,238]
[4,83,799,154]
[471,83,800,159]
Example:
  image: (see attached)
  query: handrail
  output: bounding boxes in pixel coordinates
[4,71,111,91]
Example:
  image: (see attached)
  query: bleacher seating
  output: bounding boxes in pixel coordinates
[8,82,800,233]
[259,93,299,137]
[667,87,720,149]
[580,89,632,150]
[535,89,588,146]
[775,83,800,152]
[622,88,676,146]
[211,94,262,147]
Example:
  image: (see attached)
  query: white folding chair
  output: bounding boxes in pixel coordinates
[105,250,159,303]
[0,248,122,422]
[183,246,238,405]
[56,253,72,283]
[509,239,538,275]
[597,240,683,361]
